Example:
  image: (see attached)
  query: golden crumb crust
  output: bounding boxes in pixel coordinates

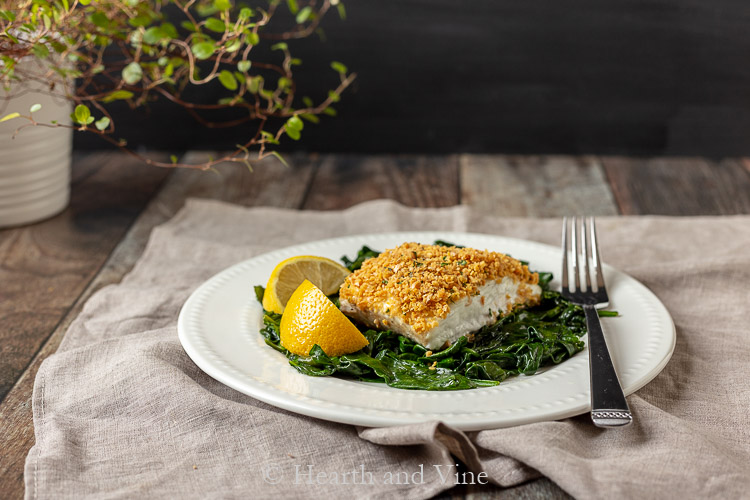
[339,242,540,334]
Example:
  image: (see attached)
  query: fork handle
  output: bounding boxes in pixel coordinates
[584,305,633,427]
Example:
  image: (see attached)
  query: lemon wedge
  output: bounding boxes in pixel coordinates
[280,280,369,357]
[262,255,350,314]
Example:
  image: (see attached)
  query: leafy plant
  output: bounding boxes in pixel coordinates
[0,0,354,170]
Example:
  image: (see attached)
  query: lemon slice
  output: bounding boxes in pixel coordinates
[262,255,350,314]
[280,280,369,357]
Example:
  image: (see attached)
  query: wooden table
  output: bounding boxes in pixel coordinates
[2,152,749,499]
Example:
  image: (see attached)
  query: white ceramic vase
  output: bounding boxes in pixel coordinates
[0,62,72,227]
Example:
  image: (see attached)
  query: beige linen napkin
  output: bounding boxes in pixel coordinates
[26,199,750,499]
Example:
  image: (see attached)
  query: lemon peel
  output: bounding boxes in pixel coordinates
[280,280,368,357]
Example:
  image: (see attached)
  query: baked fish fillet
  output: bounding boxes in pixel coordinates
[339,242,542,350]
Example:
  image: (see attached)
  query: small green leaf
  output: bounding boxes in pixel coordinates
[286,115,304,131]
[95,35,110,48]
[180,21,197,32]
[0,112,20,123]
[3,30,19,44]
[285,127,301,140]
[122,62,143,85]
[218,70,238,91]
[302,96,313,107]
[300,113,319,124]
[271,42,288,51]
[277,76,291,90]
[73,104,91,125]
[29,103,42,113]
[286,0,299,14]
[32,44,49,59]
[327,90,341,103]
[261,131,280,145]
[204,17,226,33]
[247,77,261,94]
[142,27,165,45]
[101,90,134,103]
[89,12,109,29]
[296,6,312,23]
[213,0,231,10]
[170,155,178,164]
[191,41,215,60]
[271,151,289,167]
[129,15,152,28]
[94,116,110,131]
[336,3,346,20]
[239,7,253,21]
[196,3,219,17]
[290,58,302,66]
[50,40,66,53]
[245,31,259,45]
[225,39,242,52]
[330,61,347,74]
[237,60,251,72]
[161,22,178,39]
[322,107,337,116]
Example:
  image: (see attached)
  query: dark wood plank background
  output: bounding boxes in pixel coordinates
[1,153,749,499]
[75,0,750,156]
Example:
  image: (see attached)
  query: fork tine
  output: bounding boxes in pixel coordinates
[572,216,581,292]
[561,217,570,293]
[589,217,606,290]
[582,217,592,292]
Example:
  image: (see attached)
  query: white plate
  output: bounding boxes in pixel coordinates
[178,232,676,430]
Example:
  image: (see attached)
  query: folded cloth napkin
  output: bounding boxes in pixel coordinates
[26,199,750,499]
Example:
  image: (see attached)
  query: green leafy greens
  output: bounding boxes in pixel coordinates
[257,243,601,391]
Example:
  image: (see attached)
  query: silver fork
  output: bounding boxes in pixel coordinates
[562,216,632,427]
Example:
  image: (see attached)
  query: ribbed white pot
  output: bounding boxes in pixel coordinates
[0,63,72,227]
